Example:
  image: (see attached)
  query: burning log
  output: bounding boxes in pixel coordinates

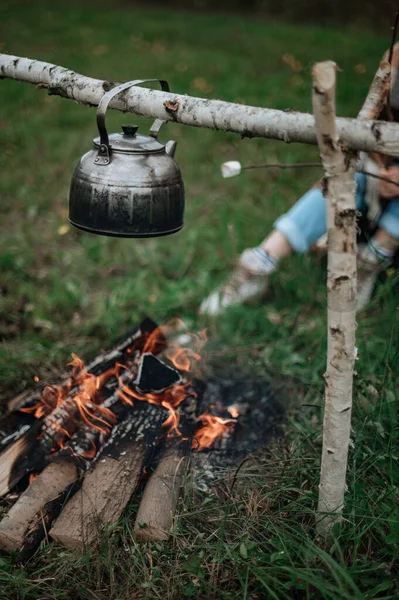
[0,396,112,497]
[50,402,166,549]
[5,317,159,415]
[0,424,42,497]
[0,320,157,456]
[1,320,251,555]
[133,386,201,542]
[0,320,167,497]
[134,441,188,541]
[0,459,78,557]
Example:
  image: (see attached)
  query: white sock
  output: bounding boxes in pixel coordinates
[369,238,396,262]
[240,246,278,274]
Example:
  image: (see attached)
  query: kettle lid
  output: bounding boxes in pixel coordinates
[93,124,165,154]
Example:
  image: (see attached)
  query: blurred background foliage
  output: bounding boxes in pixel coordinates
[144,0,399,29]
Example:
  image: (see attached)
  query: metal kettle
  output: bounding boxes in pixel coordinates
[69,79,184,238]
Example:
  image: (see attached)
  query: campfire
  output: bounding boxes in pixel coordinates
[0,318,282,560]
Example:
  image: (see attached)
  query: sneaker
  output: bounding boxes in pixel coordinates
[199,248,275,316]
[357,244,392,311]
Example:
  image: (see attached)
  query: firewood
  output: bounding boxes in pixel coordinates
[134,444,188,541]
[50,403,165,549]
[133,390,199,542]
[135,353,181,393]
[0,320,164,497]
[0,424,42,497]
[0,459,78,554]
[0,398,106,497]
[6,317,159,414]
[0,414,35,452]
[0,387,122,497]
[50,442,145,549]
[17,479,79,563]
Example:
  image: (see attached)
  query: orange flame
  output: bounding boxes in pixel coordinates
[23,323,213,460]
[192,413,234,451]
[115,326,204,436]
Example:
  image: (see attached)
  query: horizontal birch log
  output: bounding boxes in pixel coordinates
[1,54,399,156]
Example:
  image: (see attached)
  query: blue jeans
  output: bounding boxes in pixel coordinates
[274,173,399,253]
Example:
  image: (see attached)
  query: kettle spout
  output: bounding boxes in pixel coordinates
[165,140,177,158]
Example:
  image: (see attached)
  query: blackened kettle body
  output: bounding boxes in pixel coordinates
[69,79,184,238]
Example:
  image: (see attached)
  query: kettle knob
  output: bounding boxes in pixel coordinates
[122,124,139,136]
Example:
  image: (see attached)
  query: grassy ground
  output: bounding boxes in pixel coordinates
[0,1,399,598]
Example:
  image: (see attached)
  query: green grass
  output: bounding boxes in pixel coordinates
[0,1,399,598]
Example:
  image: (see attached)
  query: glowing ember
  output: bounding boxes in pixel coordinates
[192,413,234,452]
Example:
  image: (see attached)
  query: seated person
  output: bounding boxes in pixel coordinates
[200,47,399,316]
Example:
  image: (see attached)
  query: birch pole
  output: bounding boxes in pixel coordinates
[1,54,399,156]
[312,62,357,539]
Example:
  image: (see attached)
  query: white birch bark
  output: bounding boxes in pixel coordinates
[312,62,357,539]
[1,53,399,155]
[358,60,391,121]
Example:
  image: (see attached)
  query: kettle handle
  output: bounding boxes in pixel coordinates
[96,79,171,153]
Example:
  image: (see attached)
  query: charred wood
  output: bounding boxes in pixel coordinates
[135,353,181,394]
[0,389,121,497]
[5,317,160,415]
[0,321,164,496]
[50,402,166,549]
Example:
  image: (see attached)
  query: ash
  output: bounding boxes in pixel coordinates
[192,375,283,492]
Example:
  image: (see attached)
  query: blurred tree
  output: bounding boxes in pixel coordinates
[139,0,398,30]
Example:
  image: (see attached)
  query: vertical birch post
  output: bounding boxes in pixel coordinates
[312,62,357,540]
